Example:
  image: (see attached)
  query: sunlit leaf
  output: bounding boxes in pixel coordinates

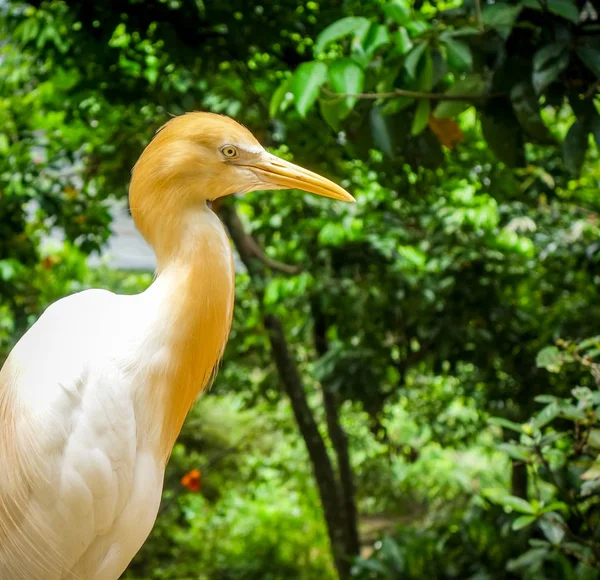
[270,77,291,118]
[495,495,537,514]
[411,99,430,135]
[512,515,536,530]
[361,24,390,55]
[536,346,563,372]
[404,42,428,78]
[393,28,413,55]
[384,0,411,24]
[497,442,530,461]
[292,62,328,117]
[532,403,560,429]
[314,16,370,54]
[488,417,523,433]
[328,58,365,118]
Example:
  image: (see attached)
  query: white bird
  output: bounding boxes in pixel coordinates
[0,112,354,580]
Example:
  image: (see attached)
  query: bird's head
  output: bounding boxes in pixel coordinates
[130,112,353,253]
[131,112,354,205]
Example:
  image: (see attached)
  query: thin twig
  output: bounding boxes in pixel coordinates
[244,234,302,275]
[321,86,498,102]
[475,0,484,32]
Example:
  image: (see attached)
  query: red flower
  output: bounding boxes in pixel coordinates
[181,469,202,492]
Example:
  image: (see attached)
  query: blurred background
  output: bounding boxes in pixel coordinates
[1,0,600,578]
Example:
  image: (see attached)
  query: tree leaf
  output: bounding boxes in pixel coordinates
[532,403,560,429]
[319,98,343,131]
[510,82,554,144]
[418,48,433,91]
[495,494,537,514]
[497,442,530,462]
[546,0,580,23]
[292,62,328,117]
[434,74,485,118]
[576,46,600,78]
[0,260,18,281]
[581,478,600,497]
[318,223,347,246]
[576,335,600,351]
[563,119,589,175]
[534,395,559,404]
[443,38,473,72]
[0,134,9,154]
[428,116,464,148]
[507,548,548,572]
[480,99,525,167]
[328,59,365,118]
[540,516,565,545]
[560,405,586,421]
[263,280,280,305]
[269,78,291,118]
[404,42,428,78]
[536,346,563,372]
[361,23,390,56]
[512,515,537,530]
[370,106,395,158]
[482,4,522,38]
[532,43,569,94]
[393,28,413,55]
[314,17,370,54]
[539,502,569,514]
[384,0,411,24]
[488,417,523,433]
[411,100,430,135]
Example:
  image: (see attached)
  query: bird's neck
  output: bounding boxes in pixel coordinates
[138,203,234,462]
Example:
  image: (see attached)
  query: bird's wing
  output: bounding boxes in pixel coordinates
[0,290,143,580]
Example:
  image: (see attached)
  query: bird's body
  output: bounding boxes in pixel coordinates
[0,113,353,579]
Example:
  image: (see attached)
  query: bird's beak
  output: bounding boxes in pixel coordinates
[247,153,355,202]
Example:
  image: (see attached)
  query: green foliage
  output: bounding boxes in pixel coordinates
[0,0,599,578]
[280,0,599,173]
[354,342,600,578]
[125,396,334,580]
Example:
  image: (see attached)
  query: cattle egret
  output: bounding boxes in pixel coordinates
[0,112,354,580]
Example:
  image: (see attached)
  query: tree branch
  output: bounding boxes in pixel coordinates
[217,201,351,579]
[244,234,302,275]
[321,86,498,102]
[312,299,361,558]
[212,198,301,275]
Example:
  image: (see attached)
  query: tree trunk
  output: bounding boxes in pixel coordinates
[219,203,351,579]
[312,300,360,558]
[263,314,350,578]
[503,428,528,499]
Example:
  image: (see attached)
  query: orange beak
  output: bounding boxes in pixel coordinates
[246,153,355,203]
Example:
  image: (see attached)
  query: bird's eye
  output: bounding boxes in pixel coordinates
[221,145,238,159]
